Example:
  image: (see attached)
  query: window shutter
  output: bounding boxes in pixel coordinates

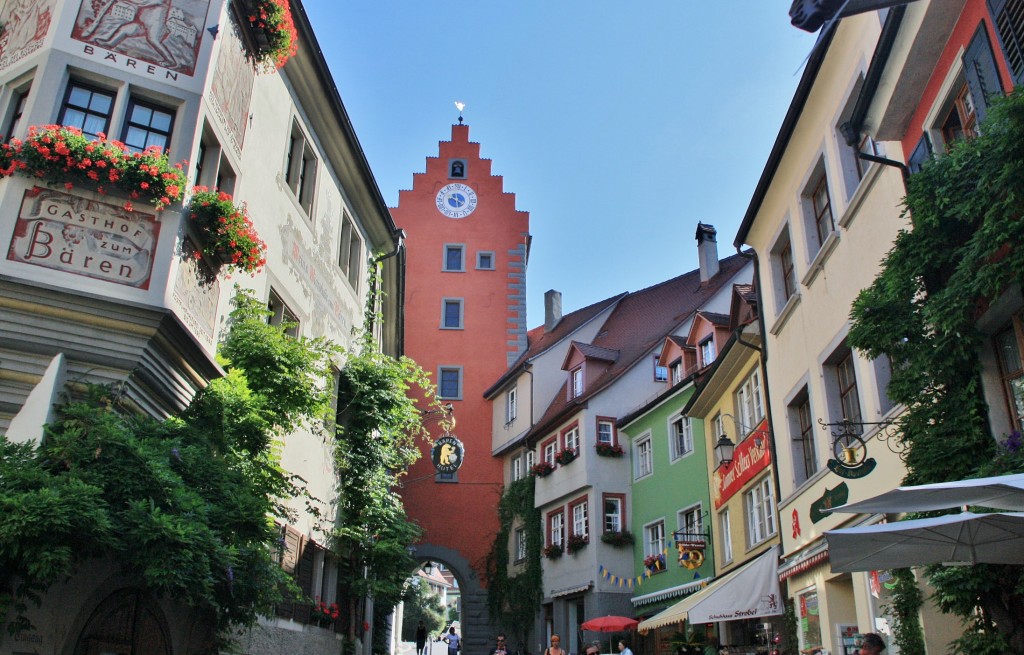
[276,525,303,619]
[293,539,316,623]
[989,0,1024,85]
[963,23,1005,123]
[907,133,933,174]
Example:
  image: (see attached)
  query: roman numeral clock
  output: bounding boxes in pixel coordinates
[435,183,478,218]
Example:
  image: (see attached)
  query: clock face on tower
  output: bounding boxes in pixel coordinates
[435,183,478,218]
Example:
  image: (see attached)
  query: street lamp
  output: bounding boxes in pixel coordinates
[423,561,434,575]
[714,434,736,468]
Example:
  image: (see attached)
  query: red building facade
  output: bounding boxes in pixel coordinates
[393,122,529,647]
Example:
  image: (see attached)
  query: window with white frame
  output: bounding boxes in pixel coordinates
[597,419,615,445]
[603,495,624,533]
[543,439,557,466]
[563,425,579,453]
[678,505,703,539]
[671,360,684,384]
[699,337,716,367]
[515,527,527,562]
[525,449,535,471]
[571,367,584,397]
[720,509,733,564]
[745,476,776,546]
[512,457,522,481]
[548,511,564,547]
[669,415,693,461]
[505,387,517,423]
[571,498,589,539]
[644,520,665,558]
[735,367,765,436]
[654,354,668,382]
[634,435,653,480]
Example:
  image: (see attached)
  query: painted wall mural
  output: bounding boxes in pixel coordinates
[7,187,160,289]
[210,12,254,154]
[71,0,210,77]
[172,237,219,343]
[0,0,56,71]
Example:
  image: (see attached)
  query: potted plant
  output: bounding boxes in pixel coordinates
[311,598,340,624]
[554,448,577,465]
[566,534,588,554]
[187,187,268,275]
[595,443,624,457]
[7,125,186,210]
[243,0,299,69]
[644,553,666,572]
[600,530,635,547]
[530,461,555,478]
[543,543,563,559]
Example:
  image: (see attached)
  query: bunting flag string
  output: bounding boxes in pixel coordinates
[597,548,670,590]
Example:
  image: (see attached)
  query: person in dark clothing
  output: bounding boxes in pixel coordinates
[491,633,508,655]
[416,621,428,655]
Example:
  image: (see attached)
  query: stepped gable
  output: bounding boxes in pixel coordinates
[526,252,749,441]
[484,293,626,398]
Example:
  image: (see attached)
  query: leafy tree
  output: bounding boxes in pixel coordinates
[401,580,446,641]
[486,477,543,646]
[849,87,1024,653]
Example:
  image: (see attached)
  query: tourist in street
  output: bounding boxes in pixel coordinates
[491,633,508,655]
[617,640,633,655]
[859,633,886,655]
[585,641,601,655]
[544,635,565,655]
[444,627,461,655]
[416,621,428,655]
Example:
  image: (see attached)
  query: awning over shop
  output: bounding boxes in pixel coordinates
[631,578,712,607]
[637,546,782,633]
[777,541,830,581]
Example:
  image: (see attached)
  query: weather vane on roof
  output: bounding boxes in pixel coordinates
[455,101,465,124]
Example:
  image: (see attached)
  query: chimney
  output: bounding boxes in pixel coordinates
[696,223,719,283]
[544,289,562,332]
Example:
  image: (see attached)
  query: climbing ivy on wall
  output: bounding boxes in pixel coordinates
[848,87,1024,654]
[486,476,543,647]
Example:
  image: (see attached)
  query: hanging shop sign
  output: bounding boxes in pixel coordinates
[431,434,464,473]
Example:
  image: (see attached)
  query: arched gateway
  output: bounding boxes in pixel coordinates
[394,121,531,654]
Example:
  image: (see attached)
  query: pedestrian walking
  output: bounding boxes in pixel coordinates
[443,627,461,655]
[617,640,633,655]
[491,633,509,655]
[858,633,886,655]
[416,621,428,655]
[544,635,565,655]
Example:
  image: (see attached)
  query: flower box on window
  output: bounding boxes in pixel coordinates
[311,598,340,624]
[566,534,588,554]
[644,553,666,572]
[543,544,563,559]
[238,0,298,70]
[600,530,634,548]
[530,462,555,478]
[554,448,577,466]
[595,443,624,458]
[187,187,268,276]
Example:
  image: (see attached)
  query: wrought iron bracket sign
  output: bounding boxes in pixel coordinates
[431,434,464,474]
[818,417,898,478]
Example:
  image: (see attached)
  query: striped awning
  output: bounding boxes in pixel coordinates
[778,542,830,581]
[552,582,592,598]
[631,578,711,607]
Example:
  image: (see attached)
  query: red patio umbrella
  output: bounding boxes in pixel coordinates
[580,616,638,632]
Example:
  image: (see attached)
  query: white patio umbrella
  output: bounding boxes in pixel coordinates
[825,511,1024,572]
[830,472,1024,514]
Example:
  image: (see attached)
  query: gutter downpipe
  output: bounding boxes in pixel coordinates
[372,229,407,355]
[737,247,783,504]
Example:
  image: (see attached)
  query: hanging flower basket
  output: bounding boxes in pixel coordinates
[243,0,299,70]
[644,553,666,573]
[3,125,186,210]
[188,187,267,275]
[595,443,624,457]
[543,544,563,559]
[530,461,555,478]
[566,534,588,554]
[600,530,634,548]
[554,448,577,465]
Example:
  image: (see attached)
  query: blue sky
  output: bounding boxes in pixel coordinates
[303,2,818,326]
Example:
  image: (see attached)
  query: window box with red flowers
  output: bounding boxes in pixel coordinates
[311,599,340,625]
[188,187,267,276]
[543,543,563,559]
[644,553,667,573]
[530,461,555,478]
[595,443,624,458]
[554,448,577,466]
[2,125,186,210]
[238,0,298,70]
[566,534,588,554]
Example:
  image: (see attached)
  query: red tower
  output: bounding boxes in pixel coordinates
[394,122,529,645]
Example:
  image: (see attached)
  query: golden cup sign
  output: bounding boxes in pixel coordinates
[431,435,464,474]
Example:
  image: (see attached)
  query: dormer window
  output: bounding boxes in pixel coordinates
[670,360,684,384]
[699,337,716,367]
[571,367,584,397]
